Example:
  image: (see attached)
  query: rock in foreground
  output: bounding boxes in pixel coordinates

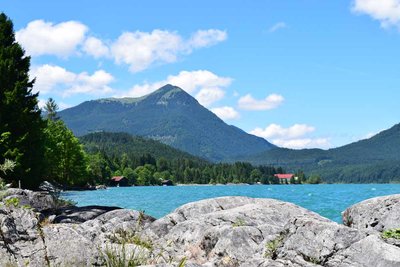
[1,190,400,266]
[342,194,400,232]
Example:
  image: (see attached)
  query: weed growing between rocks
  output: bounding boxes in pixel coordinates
[177,257,187,267]
[302,255,322,265]
[264,230,289,260]
[109,229,153,250]
[232,218,246,227]
[3,197,20,208]
[382,228,400,240]
[342,209,353,227]
[102,243,148,267]
[264,237,283,259]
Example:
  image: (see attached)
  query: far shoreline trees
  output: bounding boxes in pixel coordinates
[80,132,321,186]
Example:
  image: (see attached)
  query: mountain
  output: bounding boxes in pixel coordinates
[60,84,275,161]
[80,132,208,164]
[244,123,400,183]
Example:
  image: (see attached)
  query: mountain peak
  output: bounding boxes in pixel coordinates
[146,84,195,106]
[59,83,275,161]
[149,84,186,96]
[158,84,182,92]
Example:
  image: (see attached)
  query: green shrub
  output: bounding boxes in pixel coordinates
[4,197,20,207]
[382,228,400,239]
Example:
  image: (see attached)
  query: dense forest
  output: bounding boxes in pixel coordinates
[80,132,305,186]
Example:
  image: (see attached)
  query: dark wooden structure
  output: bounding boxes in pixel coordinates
[161,179,174,186]
[110,176,129,187]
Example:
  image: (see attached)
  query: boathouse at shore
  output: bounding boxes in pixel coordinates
[110,176,129,187]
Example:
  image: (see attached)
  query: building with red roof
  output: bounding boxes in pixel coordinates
[274,174,295,184]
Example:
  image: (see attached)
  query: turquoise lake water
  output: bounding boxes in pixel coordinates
[61,184,400,223]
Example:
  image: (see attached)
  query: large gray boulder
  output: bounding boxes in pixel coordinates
[271,217,400,267]
[2,190,400,266]
[0,188,58,211]
[326,235,400,267]
[342,194,400,232]
[0,206,48,267]
[42,209,156,266]
[0,204,156,266]
[143,196,330,266]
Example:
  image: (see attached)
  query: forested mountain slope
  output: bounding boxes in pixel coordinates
[244,124,400,182]
[60,84,275,161]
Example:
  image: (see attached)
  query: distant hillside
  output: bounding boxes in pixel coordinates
[60,84,275,161]
[244,123,400,183]
[80,132,207,164]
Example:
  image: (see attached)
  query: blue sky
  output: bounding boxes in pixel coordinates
[2,0,399,149]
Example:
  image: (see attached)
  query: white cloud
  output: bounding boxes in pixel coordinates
[352,0,400,28]
[251,123,315,139]
[269,22,287,33]
[364,132,377,139]
[122,70,232,107]
[195,87,225,106]
[271,138,331,149]
[64,70,114,97]
[31,64,75,94]
[37,99,46,109]
[362,128,384,140]
[188,29,227,48]
[83,37,110,58]
[58,102,72,110]
[31,64,114,97]
[17,19,226,72]
[250,123,331,149]
[111,30,182,72]
[238,94,284,110]
[110,29,227,72]
[211,106,240,120]
[16,20,88,57]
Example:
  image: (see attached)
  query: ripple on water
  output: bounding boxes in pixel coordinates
[61,184,400,223]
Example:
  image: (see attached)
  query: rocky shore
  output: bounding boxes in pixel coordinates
[0,189,399,266]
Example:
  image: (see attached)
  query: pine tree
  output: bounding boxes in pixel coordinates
[44,98,60,121]
[0,13,45,189]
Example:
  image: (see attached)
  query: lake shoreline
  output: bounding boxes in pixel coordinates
[62,181,400,192]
